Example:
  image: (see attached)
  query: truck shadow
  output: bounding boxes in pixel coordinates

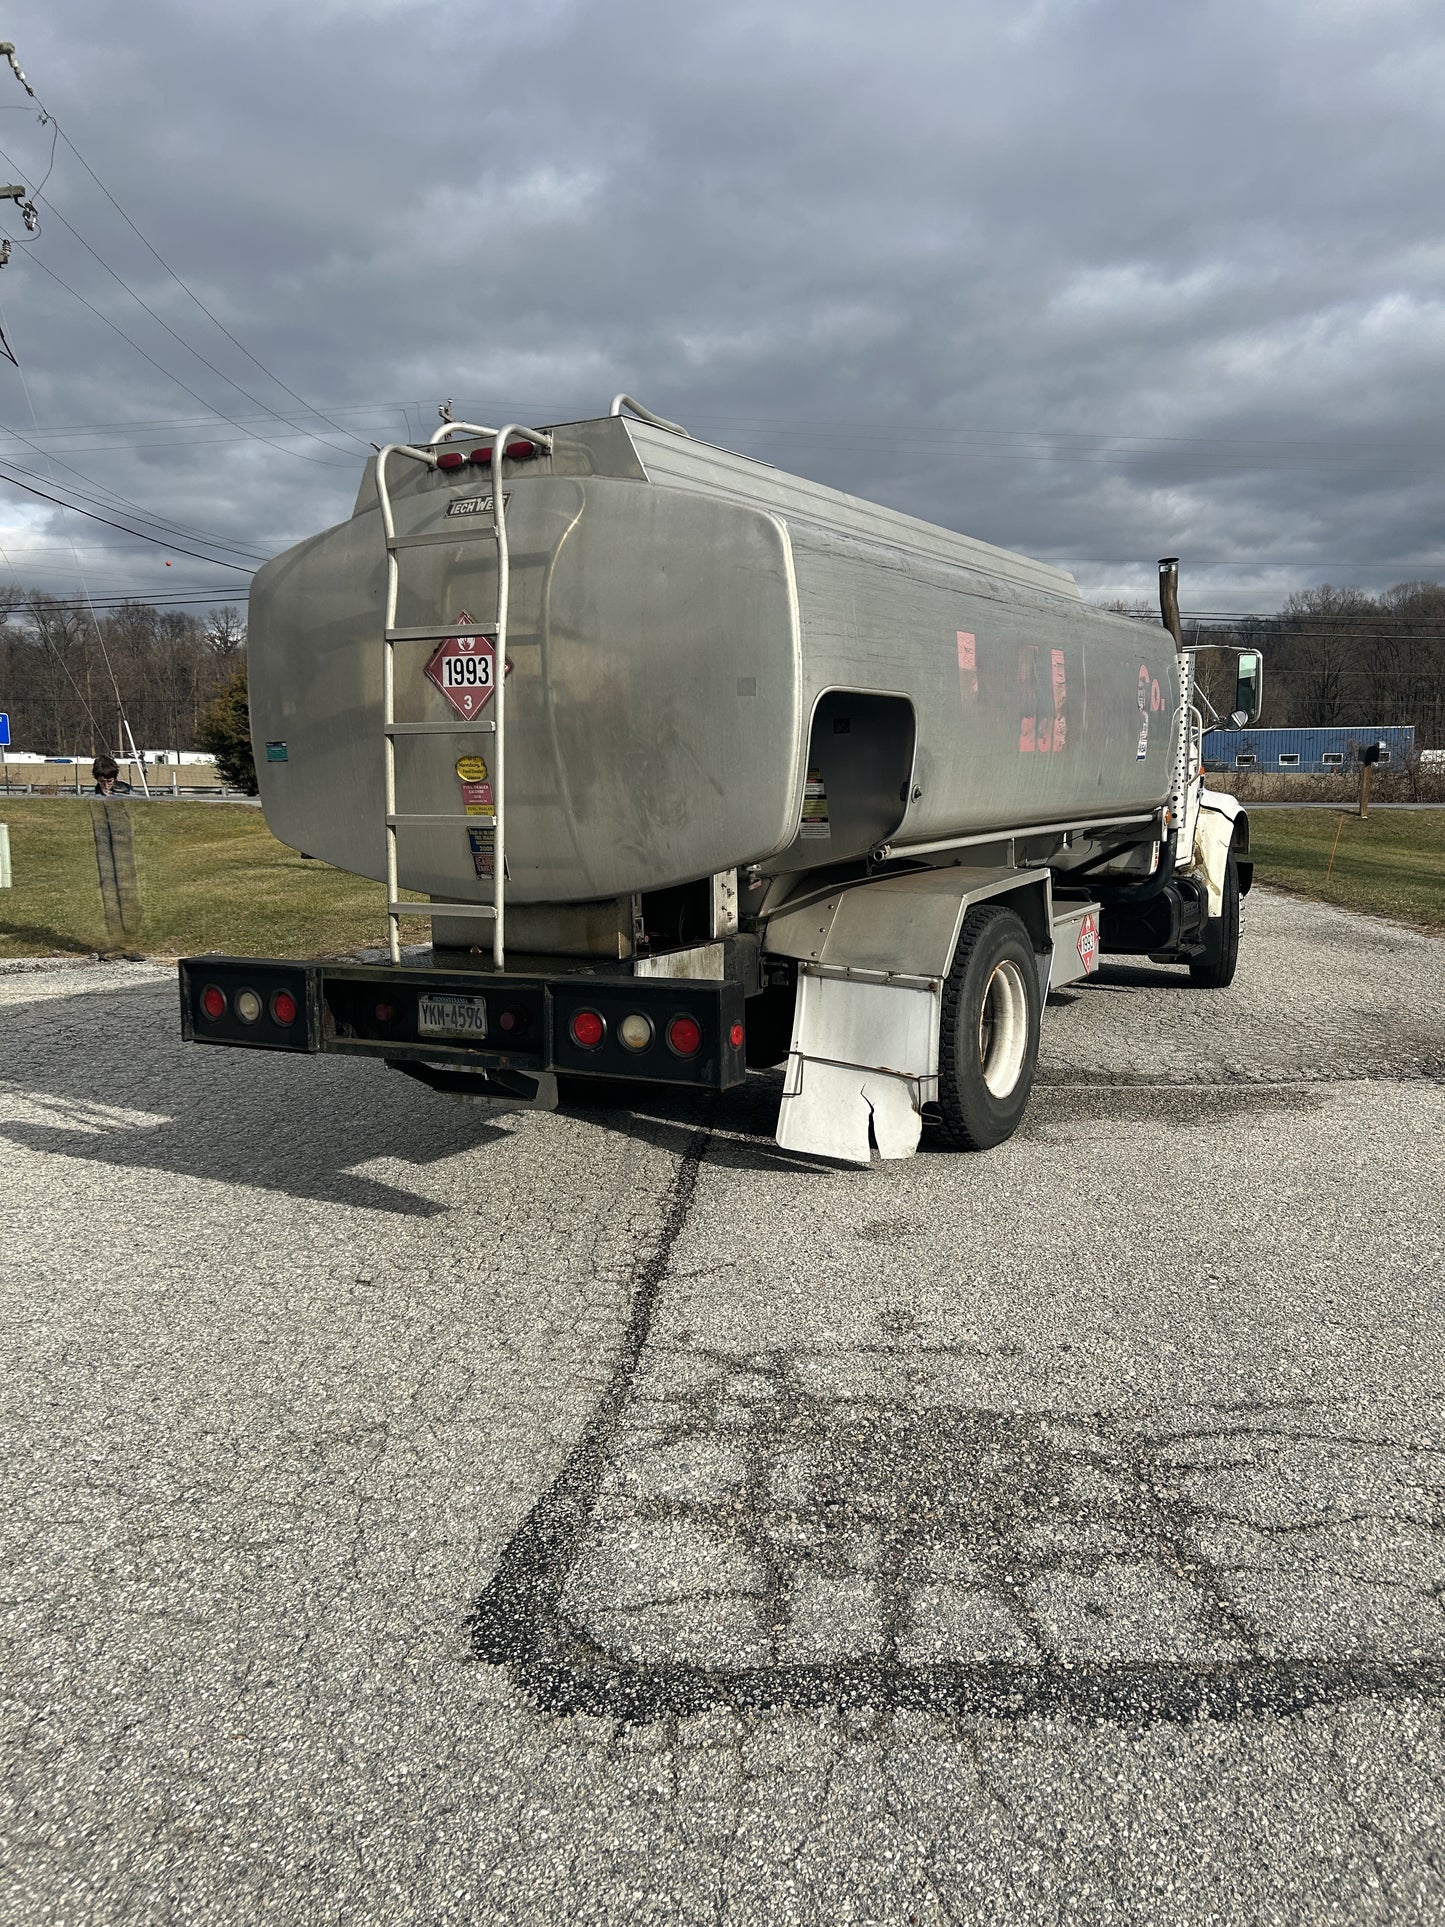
[0,978,511,1216]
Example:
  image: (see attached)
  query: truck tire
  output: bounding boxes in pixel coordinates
[1189,849,1240,988]
[937,904,1041,1150]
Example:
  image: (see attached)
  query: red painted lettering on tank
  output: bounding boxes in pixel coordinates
[1051,649,1068,751]
[957,631,978,702]
[1018,644,1041,754]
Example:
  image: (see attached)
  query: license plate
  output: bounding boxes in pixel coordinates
[418,993,488,1038]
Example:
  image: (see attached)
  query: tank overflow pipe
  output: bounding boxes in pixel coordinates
[609,394,691,437]
[490,423,555,971]
[429,420,499,445]
[1158,557,1183,649]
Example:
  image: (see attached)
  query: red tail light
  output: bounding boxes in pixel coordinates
[436,449,466,471]
[666,1014,703,1058]
[729,1021,745,1049]
[570,1009,605,1049]
[201,985,226,1020]
[467,440,538,465]
[271,989,299,1026]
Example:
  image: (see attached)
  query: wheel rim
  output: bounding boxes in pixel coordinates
[977,959,1029,1098]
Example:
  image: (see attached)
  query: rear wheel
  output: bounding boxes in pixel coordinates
[937,905,1041,1150]
[1189,849,1240,988]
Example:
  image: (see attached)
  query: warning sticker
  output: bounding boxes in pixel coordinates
[468,826,495,877]
[460,779,494,816]
[1136,661,1151,758]
[1076,911,1099,973]
[800,767,830,838]
[455,755,488,783]
[426,612,495,720]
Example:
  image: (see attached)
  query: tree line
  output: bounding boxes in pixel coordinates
[1185,581,1445,745]
[0,589,244,755]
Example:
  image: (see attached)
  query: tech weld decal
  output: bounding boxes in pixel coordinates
[800,767,830,838]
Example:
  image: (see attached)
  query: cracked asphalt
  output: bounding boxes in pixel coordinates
[1,888,1442,1924]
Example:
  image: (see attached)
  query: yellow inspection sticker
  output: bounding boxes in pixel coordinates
[455,755,488,783]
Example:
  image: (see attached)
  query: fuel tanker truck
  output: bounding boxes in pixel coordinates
[179,396,1261,1164]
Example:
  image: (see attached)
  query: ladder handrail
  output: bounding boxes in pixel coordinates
[428,420,498,445]
[609,394,690,437]
[489,423,553,970]
[375,443,438,964]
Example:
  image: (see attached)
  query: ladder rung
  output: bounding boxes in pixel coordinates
[384,721,496,736]
[385,623,497,643]
[387,812,498,826]
[386,529,496,551]
[388,901,497,919]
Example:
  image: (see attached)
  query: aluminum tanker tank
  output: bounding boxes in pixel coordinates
[248,411,1180,908]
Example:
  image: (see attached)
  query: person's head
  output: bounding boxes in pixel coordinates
[93,755,119,794]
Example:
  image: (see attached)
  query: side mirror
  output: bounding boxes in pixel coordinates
[1233,652,1263,726]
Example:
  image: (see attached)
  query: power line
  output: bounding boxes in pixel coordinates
[0,246,353,469]
[0,461,254,568]
[47,122,375,453]
[0,132,365,464]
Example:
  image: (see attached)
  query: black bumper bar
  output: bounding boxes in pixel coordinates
[178,957,749,1090]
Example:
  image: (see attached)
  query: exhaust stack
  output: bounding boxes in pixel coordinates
[1158,556,1183,648]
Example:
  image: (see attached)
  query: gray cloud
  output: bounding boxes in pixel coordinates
[1,0,1442,615]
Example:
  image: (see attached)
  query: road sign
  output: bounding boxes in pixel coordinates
[0,713,9,747]
[425,622,495,721]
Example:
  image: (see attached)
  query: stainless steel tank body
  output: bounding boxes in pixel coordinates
[248,414,1179,906]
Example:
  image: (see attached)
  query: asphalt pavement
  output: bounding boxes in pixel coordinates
[1,888,1442,1925]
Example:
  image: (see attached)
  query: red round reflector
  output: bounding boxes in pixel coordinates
[271,989,298,1026]
[666,1014,703,1058]
[499,1007,526,1033]
[436,449,465,471]
[570,1009,605,1049]
[374,1002,396,1023]
[729,1021,745,1049]
[200,985,226,1021]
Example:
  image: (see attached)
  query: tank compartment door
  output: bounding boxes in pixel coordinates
[771,691,916,870]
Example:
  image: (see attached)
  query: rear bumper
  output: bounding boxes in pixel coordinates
[178,957,749,1090]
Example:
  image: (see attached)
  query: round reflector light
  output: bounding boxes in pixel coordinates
[618,1012,653,1052]
[235,988,263,1025]
[374,1002,396,1023]
[570,1009,605,1050]
[271,989,299,1026]
[666,1014,703,1058]
[498,1007,527,1033]
[200,985,226,1021]
[729,1021,745,1049]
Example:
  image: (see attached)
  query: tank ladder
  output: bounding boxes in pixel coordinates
[375,419,553,970]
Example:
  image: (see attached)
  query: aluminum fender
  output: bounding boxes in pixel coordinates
[1188,788,1248,916]
[767,866,1051,1163]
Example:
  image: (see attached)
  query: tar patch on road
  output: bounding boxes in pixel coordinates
[468,1128,1445,1729]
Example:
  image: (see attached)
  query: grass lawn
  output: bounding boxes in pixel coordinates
[0,799,431,959]
[1247,807,1445,933]
[3,797,1442,961]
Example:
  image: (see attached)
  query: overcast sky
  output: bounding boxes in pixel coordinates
[0,0,1441,619]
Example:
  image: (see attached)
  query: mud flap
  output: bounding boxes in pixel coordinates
[775,970,939,1165]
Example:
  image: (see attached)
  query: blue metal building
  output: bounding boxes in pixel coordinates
[1202,725,1416,774]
